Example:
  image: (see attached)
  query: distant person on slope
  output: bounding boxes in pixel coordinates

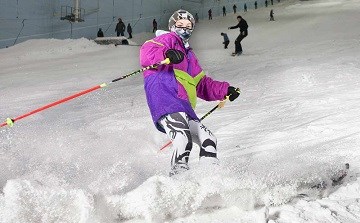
[270,9,275,21]
[195,13,199,23]
[228,15,248,56]
[140,10,240,176]
[127,23,133,39]
[115,18,125,36]
[152,19,158,33]
[208,9,213,20]
[221,32,230,49]
[97,28,104,37]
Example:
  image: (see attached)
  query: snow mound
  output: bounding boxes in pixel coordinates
[103,168,258,222]
[99,163,348,222]
[0,180,92,223]
[0,38,108,63]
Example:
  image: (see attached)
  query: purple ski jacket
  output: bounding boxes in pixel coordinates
[140,31,229,132]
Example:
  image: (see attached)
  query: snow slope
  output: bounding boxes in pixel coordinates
[1,0,360,222]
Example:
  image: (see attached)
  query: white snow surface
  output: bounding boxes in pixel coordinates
[1,0,360,222]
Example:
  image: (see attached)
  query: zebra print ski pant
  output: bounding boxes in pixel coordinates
[159,112,217,167]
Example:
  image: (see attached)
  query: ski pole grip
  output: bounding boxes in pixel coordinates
[218,99,227,108]
[162,58,171,65]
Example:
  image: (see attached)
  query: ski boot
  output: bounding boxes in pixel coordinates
[231,51,242,56]
[169,162,189,177]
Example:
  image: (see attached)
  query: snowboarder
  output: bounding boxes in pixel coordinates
[140,9,240,176]
[228,15,248,56]
[115,18,125,37]
[270,9,275,21]
[221,32,230,49]
[152,19,158,33]
[233,4,237,14]
[208,9,212,20]
[222,6,226,16]
[97,28,104,37]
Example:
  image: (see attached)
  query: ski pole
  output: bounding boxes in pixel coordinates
[159,98,227,151]
[0,58,170,128]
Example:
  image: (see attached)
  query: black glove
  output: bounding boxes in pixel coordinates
[226,86,241,101]
[165,49,185,64]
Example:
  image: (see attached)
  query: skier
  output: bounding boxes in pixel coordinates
[221,32,230,49]
[222,6,226,16]
[265,0,268,7]
[233,4,237,14]
[255,1,258,9]
[244,3,248,12]
[115,18,125,37]
[228,15,248,56]
[140,10,240,176]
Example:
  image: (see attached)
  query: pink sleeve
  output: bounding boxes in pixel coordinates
[197,75,230,101]
[139,40,169,67]
[190,51,230,101]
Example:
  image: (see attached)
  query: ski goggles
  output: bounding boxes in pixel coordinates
[174,25,193,31]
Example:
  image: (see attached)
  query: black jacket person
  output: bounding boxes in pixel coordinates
[115,18,126,36]
[127,23,133,38]
[228,15,248,55]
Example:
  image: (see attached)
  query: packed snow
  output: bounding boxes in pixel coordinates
[1,0,360,222]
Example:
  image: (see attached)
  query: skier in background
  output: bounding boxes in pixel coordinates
[233,4,237,14]
[97,28,104,37]
[127,23,133,39]
[222,6,227,16]
[195,13,199,23]
[221,32,230,49]
[140,10,240,175]
[208,9,213,20]
[255,1,258,9]
[115,18,125,36]
[152,19,158,33]
[228,15,248,56]
[270,9,275,21]
[244,3,248,12]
